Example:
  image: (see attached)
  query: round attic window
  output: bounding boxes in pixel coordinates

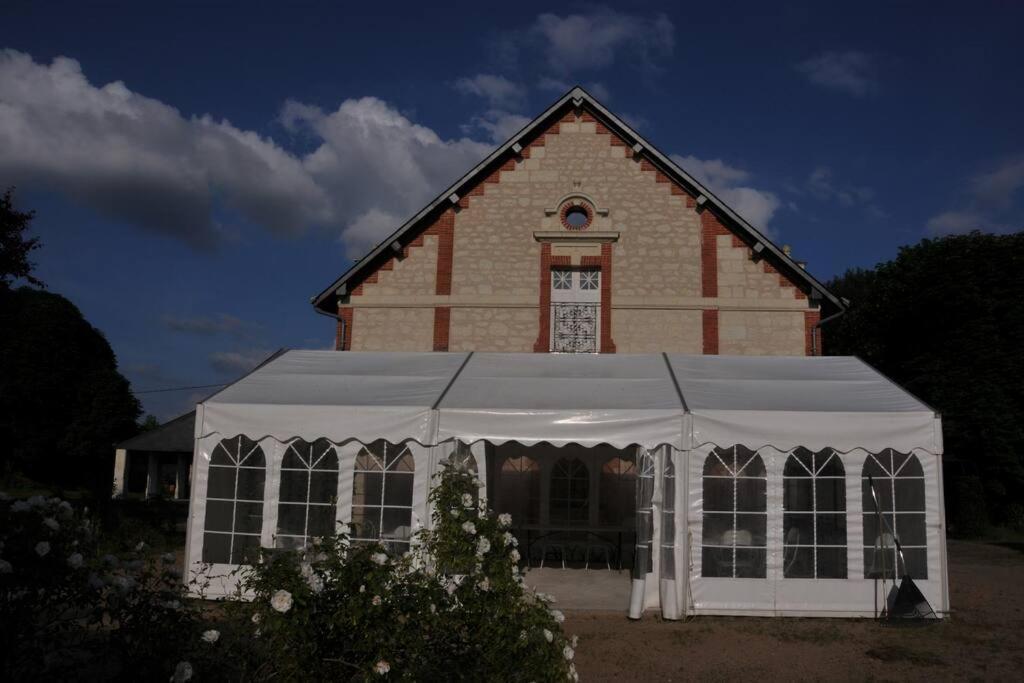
[560,204,592,230]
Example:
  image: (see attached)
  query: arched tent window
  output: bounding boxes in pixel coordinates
[494,452,540,525]
[599,454,636,526]
[203,436,266,564]
[701,446,767,578]
[783,448,847,579]
[276,438,339,549]
[550,458,589,524]
[862,450,927,579]
[351,440,415,552]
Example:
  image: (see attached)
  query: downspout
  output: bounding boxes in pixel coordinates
[811,302,847,356]
[312,295,347,350]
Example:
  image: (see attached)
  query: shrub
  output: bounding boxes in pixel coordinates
[0,493,201,681]
[206,462,578,681]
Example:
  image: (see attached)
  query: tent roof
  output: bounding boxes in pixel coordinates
[196,350,942,453]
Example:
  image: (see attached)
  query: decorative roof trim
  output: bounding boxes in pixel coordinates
[311,86,845,314]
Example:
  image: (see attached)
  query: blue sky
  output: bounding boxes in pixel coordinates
[2,1,1022,420]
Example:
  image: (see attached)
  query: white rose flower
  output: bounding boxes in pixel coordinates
[498,513,512,527]
[373,660,390,675]
[476,537,491,557]
[359,584,366,593]
[201,629,220,644]
[11,501,30,513]
[461,493,474,508]
[370,552,388,566]
[571,635,579,647]
[0,559,12,574]
[337,522,351,535]
[43,517,59,531]
[551,609,565,623]
[519,630,527,641]
[35,541,50,557]
[270,589,293,613]
[251,612,261,624]
[67,553,83,569]
[27,495,46,507]
[372,595,382,606]
[510,549,521,563]
[461,521,477,535]
[449,508,459,518]
[172,660,193,682]
[543,628,553,643]
[563,645,575,661]
[58,500,73,517]
[478,577,490,591]
[569,662,579,682]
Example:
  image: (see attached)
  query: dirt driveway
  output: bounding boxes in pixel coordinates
[565,540,1024,681]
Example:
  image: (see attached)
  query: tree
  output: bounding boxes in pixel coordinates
[0,187,43,289]
[826,231,1024,533]
[0,287,141,493]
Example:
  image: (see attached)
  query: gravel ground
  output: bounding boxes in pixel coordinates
[565,540,1024,681]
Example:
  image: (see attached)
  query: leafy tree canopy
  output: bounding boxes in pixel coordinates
[0,287,141,493]
[826,231,1024,531]
[1,187,43,289]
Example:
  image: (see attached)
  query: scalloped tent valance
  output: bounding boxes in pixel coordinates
[196,350,941,455]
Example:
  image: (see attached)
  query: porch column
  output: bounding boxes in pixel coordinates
[175,453,189,500]
[145,452,159,499]
[112,448,128,498]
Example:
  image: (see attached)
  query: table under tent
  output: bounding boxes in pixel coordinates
[184,351,948,618]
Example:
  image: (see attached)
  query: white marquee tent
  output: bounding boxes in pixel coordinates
[185,350,948,618]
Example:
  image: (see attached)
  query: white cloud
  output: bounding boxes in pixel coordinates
[462,109,531,145]
[671,154,780,231]
[454,74,526,109]
[530,9,674,74]
[0,50,496,256]
[796,51,877,97]
[160,312,260,339]
[0,50,331,248]
[926,157,1024,235]
[209,349,273,375]
[805,166,884,216]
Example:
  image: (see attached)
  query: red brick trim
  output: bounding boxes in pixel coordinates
[582,245,616,353]
[701,212,731,298]
[433,306,451,351]
[435,208,455,296]
[805,310,821,356]
[336,306,353,351]
[702,309,719,355]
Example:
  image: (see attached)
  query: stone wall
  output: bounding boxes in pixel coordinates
[719,310,806,356]
[349,307,434,351]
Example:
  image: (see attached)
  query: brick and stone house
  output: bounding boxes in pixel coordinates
[311,86,845,356]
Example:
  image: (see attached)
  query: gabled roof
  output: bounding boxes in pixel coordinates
[311,86,845,316]
[116,410,196,452]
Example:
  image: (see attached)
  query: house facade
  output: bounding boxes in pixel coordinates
[312,87,844,356]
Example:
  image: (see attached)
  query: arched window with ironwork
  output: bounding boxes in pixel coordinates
[701,446,767,578]
[202,436,266,564]
[276,438,339,549]
[862,450,927,579]
[782,448,847,578]
[351,440,415,552]
[550,457,589,524]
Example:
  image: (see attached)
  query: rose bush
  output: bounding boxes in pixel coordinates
[0,463,579,681]
[211,461,578,681]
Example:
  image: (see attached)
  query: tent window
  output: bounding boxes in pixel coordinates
[203,436,266,564]
[276,438,339,549]
[351,440,415,553]
[494,452,540,525]
[599,455,636,526]
[701,446,767,578]
[862,450,928,579]
[550,458,589,524]
[783,448,847,579]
